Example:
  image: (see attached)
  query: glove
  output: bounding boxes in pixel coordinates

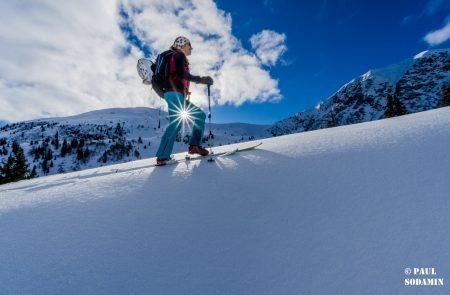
[199,76,214,85]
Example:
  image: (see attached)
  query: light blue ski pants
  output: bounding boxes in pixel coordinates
[156,91,206,160]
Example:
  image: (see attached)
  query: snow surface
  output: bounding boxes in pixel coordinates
[1,107,271,178]
[414,49,450,59]
[1,107,450,294]
[364,58,415,85]
[363,49,450,86]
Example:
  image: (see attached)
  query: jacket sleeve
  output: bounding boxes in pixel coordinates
[173,52,202,83]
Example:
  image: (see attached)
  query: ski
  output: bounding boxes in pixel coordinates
[106,142,263,173]
[153,142,263,167]
[219,142,263,157]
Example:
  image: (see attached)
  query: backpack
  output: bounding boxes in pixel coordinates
[137,50,174,98]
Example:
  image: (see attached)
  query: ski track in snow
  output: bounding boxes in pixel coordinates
[0,108,449,294]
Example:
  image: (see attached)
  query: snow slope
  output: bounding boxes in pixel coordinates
[1,107,449,294]
[0,107,271,178]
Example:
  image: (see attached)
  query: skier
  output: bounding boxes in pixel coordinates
[156,36,213,166]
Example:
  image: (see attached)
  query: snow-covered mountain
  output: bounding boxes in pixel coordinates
[0,107,270,179]
[2,49,448,182]
[269,48,450,135]
[1,107,449,294]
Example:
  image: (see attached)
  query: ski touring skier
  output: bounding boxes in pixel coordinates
[155,36,213,166]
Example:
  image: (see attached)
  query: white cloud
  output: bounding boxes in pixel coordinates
[122,0,283,107]
[0,0,147,122]
[0,0,285,122]
[250,30,287,66]
[424,21,450,45]
[216,53,280,105]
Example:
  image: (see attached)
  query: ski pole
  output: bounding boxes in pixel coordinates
[207,84,214,162]
[158,105,161,129]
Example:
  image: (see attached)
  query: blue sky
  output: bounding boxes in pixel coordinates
[210,0,450,123]
[0,0,449,125]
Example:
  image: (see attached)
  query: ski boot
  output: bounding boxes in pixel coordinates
[188,145,209,156]
[156,156,176,166]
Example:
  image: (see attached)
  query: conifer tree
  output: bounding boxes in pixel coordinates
[71,138,78,149]
[440,84,450,107]
[114,123,124,136]
[384,94,396,118]
[83,147,90,161]
[327,109,337,128]
[99,152,108,163]
[52,131,60,149]
[42,159,50,174]
[12,141,19,154]
[61,139,68,157]
[45,148,53,161]
[12,142,29,180]
[393,95,407,116]
[76,147,84,162]
[134,149,140,159]
[385,94,406,118]
[0,142,29,184]
[66,142,72,154]
[0,156,15,184]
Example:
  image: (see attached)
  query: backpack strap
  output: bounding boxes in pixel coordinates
[155,51,174,75]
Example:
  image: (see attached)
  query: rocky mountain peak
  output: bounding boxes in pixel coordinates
[269,49,450,136]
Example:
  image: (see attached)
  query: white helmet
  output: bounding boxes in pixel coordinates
[172,36,191,49]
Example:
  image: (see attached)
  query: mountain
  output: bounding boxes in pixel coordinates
[2,49,449,182]
[0,108,270,180]
[1,107,449,294]
[269,48,450,135]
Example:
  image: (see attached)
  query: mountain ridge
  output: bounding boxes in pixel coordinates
[0,107,271,180]
[1,49,449,182]
[269,48,450,136]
